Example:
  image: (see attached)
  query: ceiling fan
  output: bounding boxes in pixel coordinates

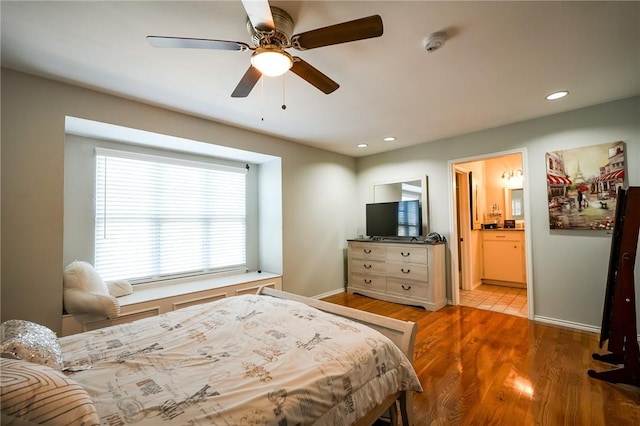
[147,0,383,97]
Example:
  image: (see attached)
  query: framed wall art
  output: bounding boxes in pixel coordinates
[546,141,626,230]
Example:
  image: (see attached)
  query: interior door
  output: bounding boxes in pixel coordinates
[455,170,472,290]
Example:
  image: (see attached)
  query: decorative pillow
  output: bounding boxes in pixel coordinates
[0,320,63,371]
[63,261,120,318]
[0,358,100,425]
[106,279,133,297]
[1,412,40,425]
[63,289,120,318]
[63,261,109,296]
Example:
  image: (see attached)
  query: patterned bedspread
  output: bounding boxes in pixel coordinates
[60,295,422,425]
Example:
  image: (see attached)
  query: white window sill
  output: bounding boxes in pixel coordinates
[116,270,281,307]
[61,271,283,336]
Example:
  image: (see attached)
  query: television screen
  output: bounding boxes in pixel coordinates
[366,200,422,238]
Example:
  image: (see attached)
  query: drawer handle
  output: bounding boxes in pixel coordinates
[496,235,506,238]
[401,268,411,274]
[401,252,410,257]
[401,285,412,291]
[364,249,372,254]
[364,264,372,269]
[364,279,372,284]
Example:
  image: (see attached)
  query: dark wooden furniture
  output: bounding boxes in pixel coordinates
[588,186,640,387]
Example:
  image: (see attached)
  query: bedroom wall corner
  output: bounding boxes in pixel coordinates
[1,68,358,332]
[1,68,66,330]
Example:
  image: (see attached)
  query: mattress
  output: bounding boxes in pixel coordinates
[60,294,422,425]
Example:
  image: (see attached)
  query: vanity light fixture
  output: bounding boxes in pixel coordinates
[502,169,524,188]
[546,91,569,100]
[383,136,396,142]
[502,169,523,179]
[357,143,368,148]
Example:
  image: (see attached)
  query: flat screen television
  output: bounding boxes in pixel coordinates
[366,200,422,238]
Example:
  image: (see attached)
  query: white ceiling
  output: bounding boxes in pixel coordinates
[2,1,639,157]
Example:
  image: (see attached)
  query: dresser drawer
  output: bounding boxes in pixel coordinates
[350,273,387,291]
[387,246,427,263]
[349,242,387,260]
[482,231,523,242]
[346,240,446,312]
[386,262,428,281]
[351,259,386,275]
[387,278,428,299]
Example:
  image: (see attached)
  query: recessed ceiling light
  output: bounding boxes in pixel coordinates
[357,143,368,148]
[546,91,569,100]
[383,136,396,142]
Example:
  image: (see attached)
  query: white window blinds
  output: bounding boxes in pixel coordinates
[95,148,247,282]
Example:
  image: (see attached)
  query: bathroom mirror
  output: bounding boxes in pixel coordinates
[504,187,525,221]
[373,176,430,233]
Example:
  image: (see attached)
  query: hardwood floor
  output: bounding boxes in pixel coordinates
[321,292,640,426]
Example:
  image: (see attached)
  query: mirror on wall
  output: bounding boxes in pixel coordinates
[504,187,525,221]
[373,177,429,233]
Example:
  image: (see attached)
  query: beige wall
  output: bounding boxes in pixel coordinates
[2,67,639,333]
[1,69,357,333]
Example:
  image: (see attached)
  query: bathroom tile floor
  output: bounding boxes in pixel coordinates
[459,284,528,318]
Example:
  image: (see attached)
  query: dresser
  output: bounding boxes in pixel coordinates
[481,230,526,287]
[347,240,446,311]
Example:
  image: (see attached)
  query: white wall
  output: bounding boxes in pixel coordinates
[356,96,640,330]
[1,69,357,333]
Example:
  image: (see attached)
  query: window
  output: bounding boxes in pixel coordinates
[95,148,247,283]
[401,182,421,201]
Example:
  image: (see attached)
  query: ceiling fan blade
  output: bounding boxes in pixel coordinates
[231,66,262,98]
[147,36,251,51]
[291,15,383,50]
[241,0,275,32]
[290,58,339,94]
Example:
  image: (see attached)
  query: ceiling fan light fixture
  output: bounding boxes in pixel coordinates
[251,47,293,77]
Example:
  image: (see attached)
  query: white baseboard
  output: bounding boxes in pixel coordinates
[533,315,600,334]
[534,315,640,340]
[313,288,346,300]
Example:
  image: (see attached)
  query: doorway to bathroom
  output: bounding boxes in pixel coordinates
[449,149,533,319]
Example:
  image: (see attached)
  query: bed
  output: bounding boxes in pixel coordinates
[1,287,421,425]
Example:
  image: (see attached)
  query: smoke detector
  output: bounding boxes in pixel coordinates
[424,31,447,53]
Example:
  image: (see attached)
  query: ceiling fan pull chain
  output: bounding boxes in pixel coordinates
[282,74,287,110]
[260,78,265,121]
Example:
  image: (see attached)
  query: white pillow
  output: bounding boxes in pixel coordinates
[106,279,133,297]
[63,289,120,318]
[63,261,109,296]
[63,261,120,318]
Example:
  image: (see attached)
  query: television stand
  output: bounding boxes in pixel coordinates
[346,239,446,311]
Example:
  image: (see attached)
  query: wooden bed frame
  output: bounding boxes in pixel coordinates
[257,287,418,426]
